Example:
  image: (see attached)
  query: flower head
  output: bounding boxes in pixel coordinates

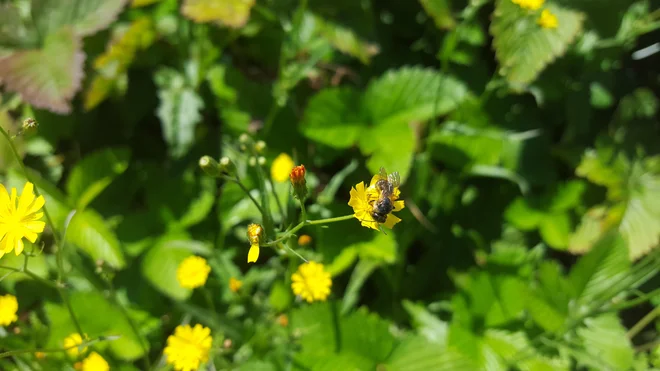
[0,294,18,326]
[229,277,242,293]
[298,234,312,246]
[291,261,332,303]
[290,164,308,200]
[164,324,212,371]
[538,9,558,29]
[348,169,405,230]
[271,153,294,182]
[63,333,88,357]
[81,352,109,371]
[177,256,211,289]
[247,223,263,263]
[512,0,544,10]
[0,182,46,258]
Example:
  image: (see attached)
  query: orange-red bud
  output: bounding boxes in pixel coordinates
[290,165,307,200]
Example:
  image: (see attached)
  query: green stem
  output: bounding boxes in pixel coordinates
[0,336,112,359]
[261,214,354,247]
[252,160,275,238]
[299,199,307,223]
[107,282,151,370]
[0,265,58,289]
[627,305,660,339]
[601,287,660,313]
[0,125,84,337]
[267,174,286,227]
[224,175,266,216]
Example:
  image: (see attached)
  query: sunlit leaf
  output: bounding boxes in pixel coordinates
[300,88,365,149]
[181,0,255,28]
[539,212,571,250]
[576,314,634,370]
[385,335,477,371]
[402,300,449,345]
[314,15,380,64]
[0,3,38,48]
[419,0,456,29]
[67,210,126,269]
[32,0,129,37]
[490,1,584,86]
[0,28,84,114]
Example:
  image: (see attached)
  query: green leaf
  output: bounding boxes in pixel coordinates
[313,15,380,64]
[341,259,379,314]
[66,147,130,210]
[419,0,456,29]
[47,291,154,361]
[181,0,255,28]
[0,253,48,283]
[268,280,293,312]
[402,300,449,345]
[568,232,630,307]
[490,1,584,86]
[154,68,204,158]
[67,210,126,269]
[32,0,128,37]
[0,28,84,114]
[525,292,566,333]
[539,212,571,249]
[300,88,365,149]
[340,308,396,362]
[141,237,212,300]
[385,335,476,371]
[505,197,544,230]
[0,3,38,48]
[550,180,586,211]
[576,314,634,370]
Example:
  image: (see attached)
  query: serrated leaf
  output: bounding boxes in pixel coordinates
[385,335,476,371]
[402,300,449,345]
[141,237,212,300]
[491,1,584,86]
[526,292,566,333]
[32,0,128,37]
[67,210,126,269]
[505,197,544,230]
[539,212,571,249]
[0,28,84,114]
[181,0,255,28]
[300,88,365,149]
[550,180,586,211]
[154,68,204,158]
[576,314,634,370]
[66,147,130,210]
[0,3,38,48]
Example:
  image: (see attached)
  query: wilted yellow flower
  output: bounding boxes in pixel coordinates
[81,352,109,371]
[63,333,88,357]
[271,153,295,182]
[348,170,405,230]
[247,223,263,263]
[298,235,312,246]
[291,261,332,303]
[229,277,242,293]
[538,9,558,29]
[164,324,212,371]
[176,256,211,289]
[0,182,46,258]
[0,294,18,326]
[512,0,544,10]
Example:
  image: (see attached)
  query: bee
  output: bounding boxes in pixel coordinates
[370,167,400,223]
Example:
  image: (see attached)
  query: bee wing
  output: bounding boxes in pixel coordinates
[388,171,401,188]
[378,167,388,180]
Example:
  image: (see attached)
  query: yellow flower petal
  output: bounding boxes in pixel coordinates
[0,182,46,259]
[164,324,212,371]
[348,170,404,231]
[0,294,18,326]
[176,256,211,289]
[291,261,332,303]
[271,153,295,182]
[247,244,260,263]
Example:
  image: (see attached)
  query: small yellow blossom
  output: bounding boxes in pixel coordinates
[63,333,88,357]
[0,182,46,258]
[229,277,242,293]
[0,294,18,326]
[81,352,109,371]
[176,256,211,289]
[538,9,559,29]
[512,0,544,10]
[35,351,46,359]
[164,324,212,371]
[298,235,312,246]
[247,223,263,263]
[271,153,295,182]
[291,261,332,303]
[348,170,405,230]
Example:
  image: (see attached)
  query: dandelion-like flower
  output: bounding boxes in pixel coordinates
[538,9,558,29]
[271,153,294,182]
[176,256,211,289]
[291,261,332,303]
[348,169,405,230]
[229,277,242,293]
[63,333,88,357]
[0,294,18,326]
[512,0,544,10]
[81,352,109,371]
[164,324,212,371]
[0,182,46,258]
[247,223,263,263]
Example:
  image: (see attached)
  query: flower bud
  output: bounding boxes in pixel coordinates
[247,223,264,263]
[21,118,38,134]
[239,133,250,144]
[199,156,222,177]
[257,156,266,166]
[290,164,308,200]
[219,156,235,175]
[298,234,312,246]
[248,156,257,166]
[254,140,266,153]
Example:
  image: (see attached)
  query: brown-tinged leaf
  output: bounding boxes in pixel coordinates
[181,0,255,28]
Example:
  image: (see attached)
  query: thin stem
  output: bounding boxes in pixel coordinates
[261,214,354,247]
[0,335,114,359]
[107,282,151,370]
[267,175,286,227]
[635,338,660,352]
[601,287,660,313]
[627,305,660,339]
[299,200,307,223]
[223,175,265,216]
[278,242,308,262]
[0,265,58,289]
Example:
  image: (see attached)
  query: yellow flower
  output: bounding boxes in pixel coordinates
[291,261,332,303]
[35,351,46,359]
[538,9,559,29]
[229,277,242,293]
[0,182,46,258]
[512,0,544,10]
[81,352,109,371]
[271,153,295,182]
[176,256,211,289]
[297,234,312,246]
[348,171,405,231]
[63,333,88,357]
[0,294,18,326]
[247,223,263,263]
[164,324,212,371]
